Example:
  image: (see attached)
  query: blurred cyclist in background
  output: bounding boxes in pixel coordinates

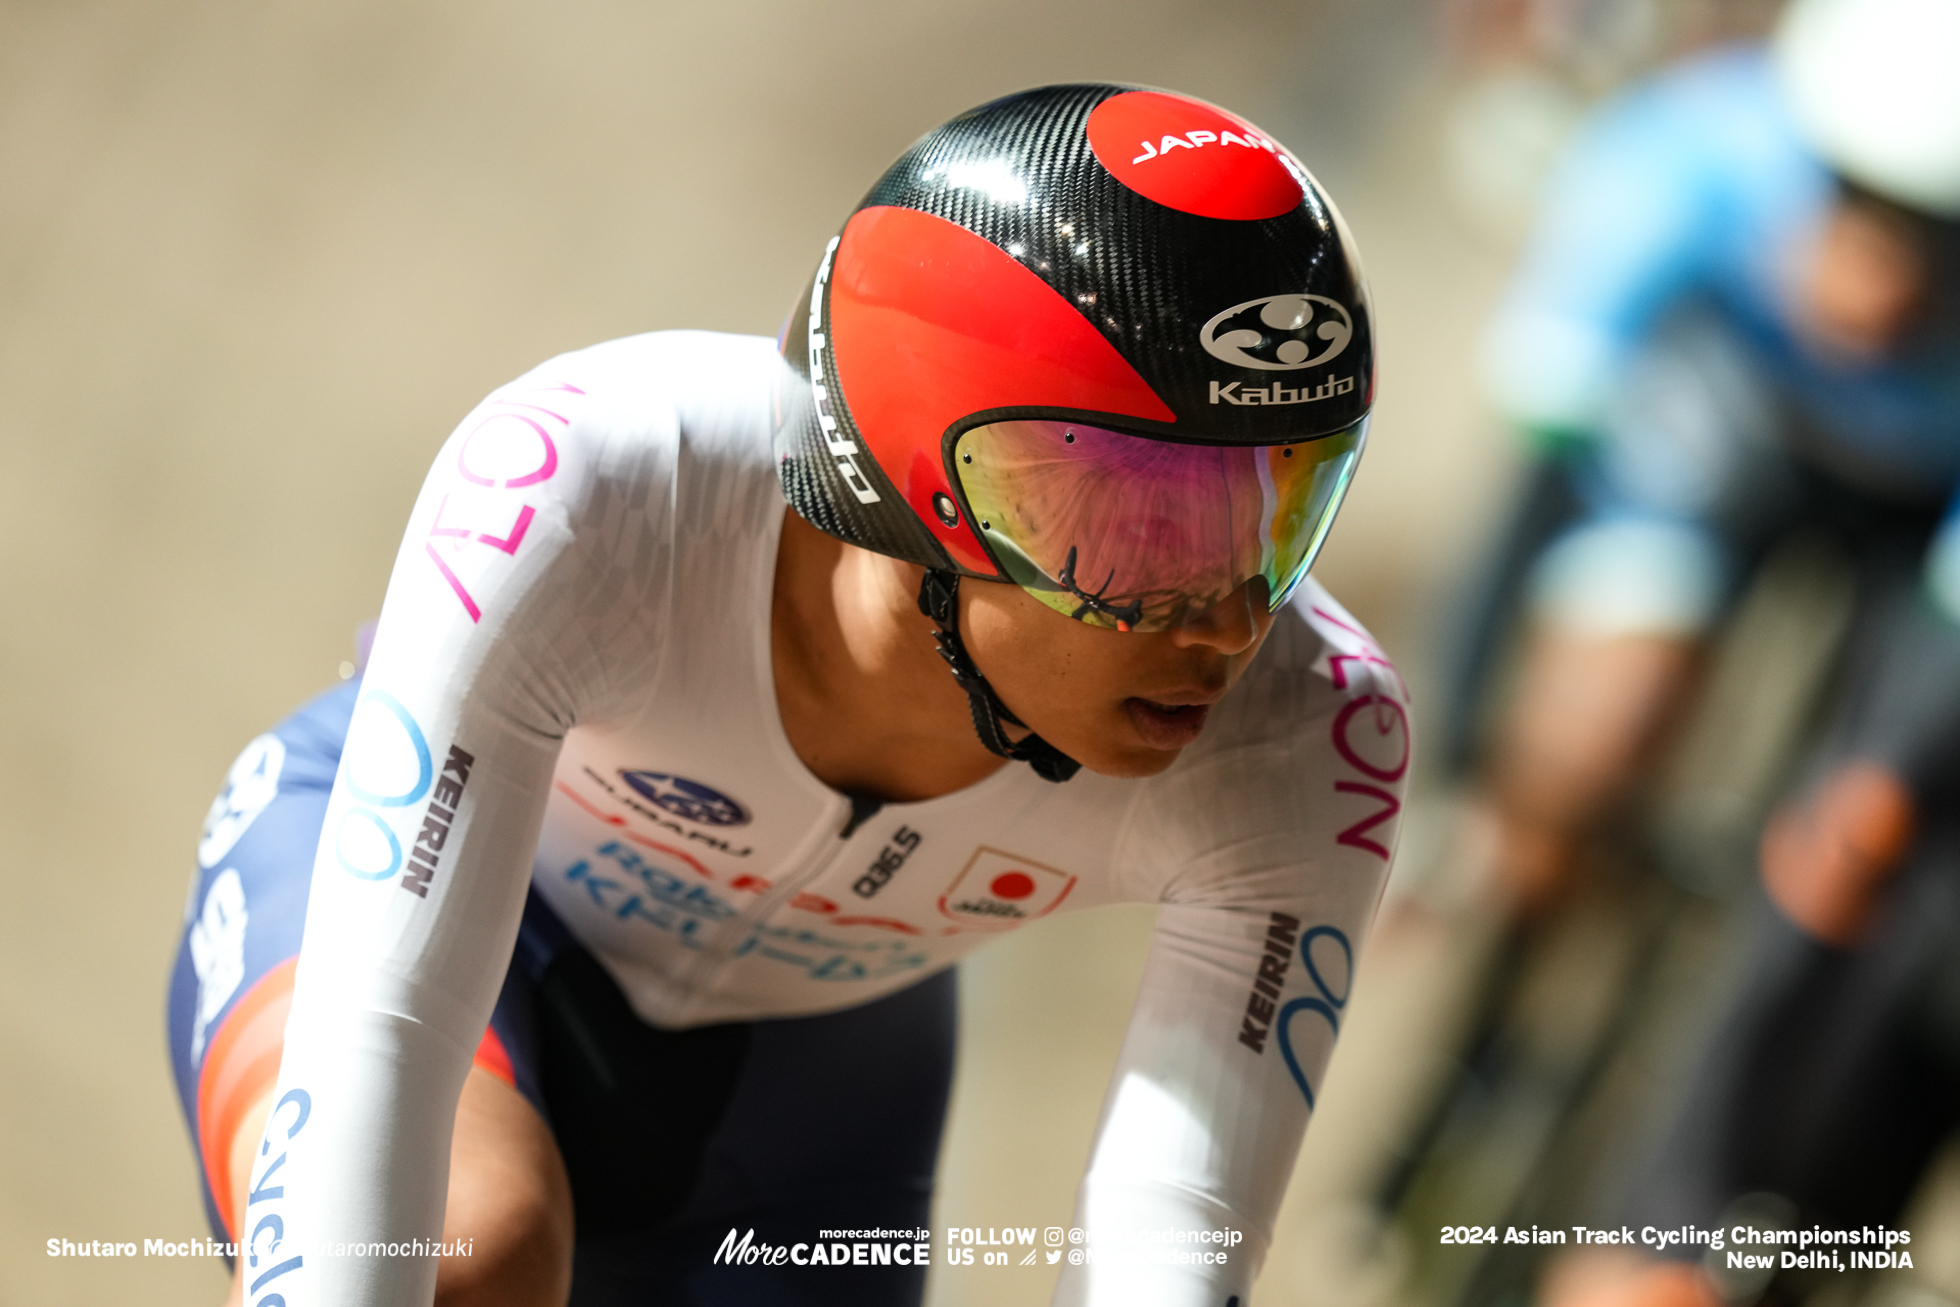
[1459,0,1960,1300]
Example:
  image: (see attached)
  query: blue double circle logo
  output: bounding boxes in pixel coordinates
[1276,925,1352,1110]
[334,691,433,882]
[620,770,749,828]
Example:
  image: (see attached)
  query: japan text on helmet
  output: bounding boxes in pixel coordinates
[774,84,1375,635]
[1776,0,1960,219]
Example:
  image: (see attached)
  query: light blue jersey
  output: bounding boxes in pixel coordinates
[1485,46,1960,627]
[1489,47,1960,494]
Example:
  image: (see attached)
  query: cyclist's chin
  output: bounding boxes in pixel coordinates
[1075,742,1188,779]
[1104,750,1190,779]
[1039,701,1210,779]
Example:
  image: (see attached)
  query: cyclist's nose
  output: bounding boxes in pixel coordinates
[1170,578,1270,655]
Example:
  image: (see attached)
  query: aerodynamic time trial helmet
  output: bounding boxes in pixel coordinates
[774,84,1376,637]
[1776,0,1960,218]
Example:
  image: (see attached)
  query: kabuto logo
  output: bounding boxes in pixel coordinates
[619,771,750,828]
[1200,294,1353,372]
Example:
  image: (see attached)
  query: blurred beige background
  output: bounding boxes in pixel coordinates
[0,1,1516,1303]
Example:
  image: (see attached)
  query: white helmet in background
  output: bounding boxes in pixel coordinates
[1775,0,1960,217]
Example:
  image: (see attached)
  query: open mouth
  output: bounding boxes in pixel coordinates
[1124,698,1214,750]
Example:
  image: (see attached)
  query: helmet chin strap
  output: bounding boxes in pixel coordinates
[916,570,1082,784]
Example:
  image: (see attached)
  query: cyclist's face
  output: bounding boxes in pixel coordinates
[956,573,1278,778]
[1800,195,1931,357]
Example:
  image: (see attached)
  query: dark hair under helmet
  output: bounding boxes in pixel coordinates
[775,83,1374,589]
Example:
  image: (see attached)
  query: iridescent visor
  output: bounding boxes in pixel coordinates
[952,416,1367,632]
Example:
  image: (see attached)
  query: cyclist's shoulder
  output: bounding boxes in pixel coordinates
[477,330,779,448]
[509,328,777,387]
[1588,45,1778,140]
[440,330,781,511]
[1198,578,1404,755]
[1278,578,1401,700]
[1633,42,1775,105]
[1562,44,1812,193]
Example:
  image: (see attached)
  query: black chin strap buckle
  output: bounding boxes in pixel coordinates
[916,569,1081,784]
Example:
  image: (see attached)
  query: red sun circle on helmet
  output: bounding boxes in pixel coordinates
[1086,91,1306,220]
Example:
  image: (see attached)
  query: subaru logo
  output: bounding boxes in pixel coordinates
[620,771,750,827]
[1200,294,1353,372]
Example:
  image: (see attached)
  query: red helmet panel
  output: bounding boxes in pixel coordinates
[829,204,1176,572]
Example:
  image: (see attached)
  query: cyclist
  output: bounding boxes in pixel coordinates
[1449,0,1960,1300]
[166,84,1407,1307]
[1472,0,1960,911]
